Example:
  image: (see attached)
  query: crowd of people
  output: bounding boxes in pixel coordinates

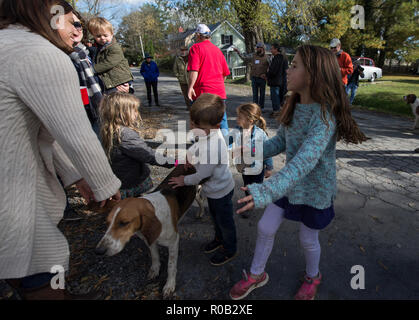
[0,0,368,301]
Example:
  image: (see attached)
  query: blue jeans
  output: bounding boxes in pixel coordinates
[207,189,236,255]
[251,76,266,108]
[270,86,281,111]
[271,85,287,111]
[346,82,358,104]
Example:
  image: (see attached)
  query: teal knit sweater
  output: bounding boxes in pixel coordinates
[247,103,337,210]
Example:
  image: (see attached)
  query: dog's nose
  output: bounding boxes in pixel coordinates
[95,245,107,255]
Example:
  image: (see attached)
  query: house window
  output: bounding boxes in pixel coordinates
[221,34,233,45]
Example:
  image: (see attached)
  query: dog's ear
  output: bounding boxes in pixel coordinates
[136,199,162,246]
[87,199,119,214]
[407,94,417,104]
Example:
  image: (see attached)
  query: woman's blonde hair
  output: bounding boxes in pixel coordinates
[279,45,366,144]
[236,103,267,132]
[99,92,141,160]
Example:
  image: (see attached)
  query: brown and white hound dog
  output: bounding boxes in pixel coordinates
[404,94,419,130]
[93,165,203,298]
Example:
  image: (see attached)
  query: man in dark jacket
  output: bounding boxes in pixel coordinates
[346,60,364,105]
[267,43,288,117]
[140,53,160,107]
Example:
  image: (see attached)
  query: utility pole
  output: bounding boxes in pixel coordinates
[139,34,145,59]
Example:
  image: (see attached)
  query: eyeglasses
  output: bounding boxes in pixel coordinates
[330,46,337,49]
[73,21,83,30]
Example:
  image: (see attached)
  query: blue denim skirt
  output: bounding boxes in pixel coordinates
[274,197,335,230]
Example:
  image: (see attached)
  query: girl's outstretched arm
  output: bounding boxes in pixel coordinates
[261,125,286,159]
[248,116,336,209]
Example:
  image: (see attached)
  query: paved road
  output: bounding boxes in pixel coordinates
[133,70,419,300]
[1,70,417,301]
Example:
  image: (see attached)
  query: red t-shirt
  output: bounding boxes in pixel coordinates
[187,40,230,100]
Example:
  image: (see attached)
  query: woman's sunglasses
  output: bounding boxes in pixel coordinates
[73,21,83,30]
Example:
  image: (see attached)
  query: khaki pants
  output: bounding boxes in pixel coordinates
[179,83,192,109]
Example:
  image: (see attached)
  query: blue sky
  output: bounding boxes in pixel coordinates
[77,0,153,24]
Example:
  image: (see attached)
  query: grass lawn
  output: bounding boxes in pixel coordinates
[353,75,419,118]
[226,75,418,118]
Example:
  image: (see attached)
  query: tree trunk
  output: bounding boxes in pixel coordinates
[232,0,263,82]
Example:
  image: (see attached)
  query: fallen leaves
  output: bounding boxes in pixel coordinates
[378,260,389,271]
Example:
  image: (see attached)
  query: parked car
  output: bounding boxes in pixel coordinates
[351,57,383,82]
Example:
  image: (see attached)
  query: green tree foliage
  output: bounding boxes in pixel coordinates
[116,4,166,64]
[311,0,418,67]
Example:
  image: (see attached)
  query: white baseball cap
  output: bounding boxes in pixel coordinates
[195,24,211,36]
[329,38,341,48]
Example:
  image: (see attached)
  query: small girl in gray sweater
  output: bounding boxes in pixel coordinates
[100,92,173,198]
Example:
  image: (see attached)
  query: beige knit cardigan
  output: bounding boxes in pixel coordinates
[0,25,121,279]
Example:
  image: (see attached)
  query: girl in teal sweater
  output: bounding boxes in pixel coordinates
[230,45,367,300]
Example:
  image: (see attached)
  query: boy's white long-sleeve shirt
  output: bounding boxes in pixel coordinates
[184,130,235,199]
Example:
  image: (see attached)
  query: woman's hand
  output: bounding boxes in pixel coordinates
[116,83,130,93]
[236,187,255,214]
[99,190,121,208]
[169,175,185,189]
[264,170,272,179]
[75,179,94,203]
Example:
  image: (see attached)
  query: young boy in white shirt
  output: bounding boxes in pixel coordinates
[169,93,237,266]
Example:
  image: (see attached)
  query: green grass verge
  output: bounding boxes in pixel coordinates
[353,75,418,118]
[225,75,418,118]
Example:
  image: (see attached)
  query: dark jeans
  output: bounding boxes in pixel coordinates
[270,85,287,111]
[145,80,159,105]
[207,189,236,255]
[251,76,266,109]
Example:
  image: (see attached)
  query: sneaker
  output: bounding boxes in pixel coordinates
[230,270,269,300]
[210,249,237,266]
[203,239,223,254]
[294,273,322,300]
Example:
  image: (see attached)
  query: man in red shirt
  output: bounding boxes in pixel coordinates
[187,24,230,138]
[330,38,353,87]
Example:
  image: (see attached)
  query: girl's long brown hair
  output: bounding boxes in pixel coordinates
[236,103,267,133]
[0,0,76,54]
[100,92,142,161]
[279,45,367,144]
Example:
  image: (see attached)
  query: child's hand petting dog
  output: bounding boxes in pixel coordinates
[169,175,185,188]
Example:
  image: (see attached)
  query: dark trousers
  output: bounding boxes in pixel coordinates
[242,169,265,196]
[179,83,192,108]
[251,76,266,109]
[207,189,236,255]
[145,80,159,105]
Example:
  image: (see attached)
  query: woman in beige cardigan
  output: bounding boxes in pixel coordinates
[0,0,121,299]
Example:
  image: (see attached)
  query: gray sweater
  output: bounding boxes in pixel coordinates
[184,130,235,199]
[0,25,121,279]
[111,127,174,189]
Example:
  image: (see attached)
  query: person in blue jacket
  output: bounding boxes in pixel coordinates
[140,53,160,107]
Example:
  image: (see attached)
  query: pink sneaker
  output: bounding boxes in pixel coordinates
[294,273,322,300]
[229,270,269,300]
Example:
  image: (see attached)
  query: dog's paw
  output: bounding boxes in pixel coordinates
[147,265,160,280]
[163,281,175,299]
